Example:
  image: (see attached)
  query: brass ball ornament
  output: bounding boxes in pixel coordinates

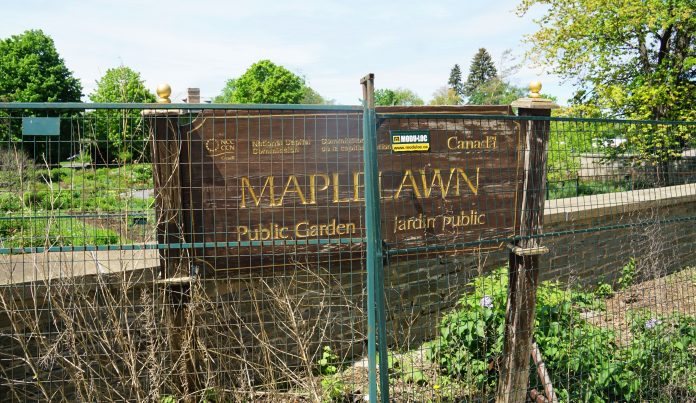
[529,81,542,98]
[156,83,172,103]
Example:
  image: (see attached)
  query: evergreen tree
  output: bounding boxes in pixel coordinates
[448,64,463,98]
[463,48,498,97]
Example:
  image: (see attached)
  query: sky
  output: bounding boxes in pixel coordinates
[1,0,574,105]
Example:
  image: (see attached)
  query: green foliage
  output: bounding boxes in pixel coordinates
[0,30,82,160]
[546,121,594,182]
[0,193,22,212]
[374,88,424,106]
[594,282,614,299]
[214,78,237,103]
[88,66,156,163]
[388,352,427,386]
[302,86,334,105]
[0,214,119,248]
[518,0,696,162]
[618,258,637,290]
[429,86,462,106]
[625,312,696,400]
[320,375,347,402]
[317,346,349,402]
[430,268,695,401]
[217,60,305,104]
[0,30,82,103]
[317,346,339,376]
[466,78,526,105]
[463,48,498,97]
[19,164,153,214]
[428,269,508,387]
[546,178,642,200]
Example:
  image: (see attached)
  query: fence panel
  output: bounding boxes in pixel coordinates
[0,103,694,402]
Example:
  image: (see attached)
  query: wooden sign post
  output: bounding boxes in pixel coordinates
[496,82,558,403]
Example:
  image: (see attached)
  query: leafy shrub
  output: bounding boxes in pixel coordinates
[0,192,23,212]
[49,167,73,183]
[429,268,696,402]
[23,188,81,210]
[595,282,614,298]
[428,269,507,387]
[132,164,153,183]
[624,312,696,400]
[618,258,637,290]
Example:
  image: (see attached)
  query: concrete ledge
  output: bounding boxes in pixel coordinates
[1,183,694,286]
[544,183,696,223]
[0,249,159,285]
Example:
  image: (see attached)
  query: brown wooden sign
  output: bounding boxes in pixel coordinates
[152,106,523,275]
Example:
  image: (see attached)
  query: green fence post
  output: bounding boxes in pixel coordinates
[361,73,390,403]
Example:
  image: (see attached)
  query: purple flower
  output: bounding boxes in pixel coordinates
[644,318,661,329]
[480,295,494,309]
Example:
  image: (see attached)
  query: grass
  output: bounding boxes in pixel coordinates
[546,178,652,200]
[0,214,120,248]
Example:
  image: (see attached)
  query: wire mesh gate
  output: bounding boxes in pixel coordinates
[0,92,694,402]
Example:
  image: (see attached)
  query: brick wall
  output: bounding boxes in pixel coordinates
[1,184,694,399]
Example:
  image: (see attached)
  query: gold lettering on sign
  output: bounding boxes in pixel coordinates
[205,139,236,160]
[393,214,437,233]
[319,137,391,152]
[238,167,480,208]
[240,176,279,208]
[295,219,357,238]
[442,210,486,229]
[252,139,311,155]
[447,135,497,150]
[235,220,358,241]
[309,174,330,204]
[392,211,487,234]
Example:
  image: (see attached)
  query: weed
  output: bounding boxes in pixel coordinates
[618,258,637,290]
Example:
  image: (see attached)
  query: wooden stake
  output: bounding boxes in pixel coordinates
[496,83,557,403]
[531,342,558,403]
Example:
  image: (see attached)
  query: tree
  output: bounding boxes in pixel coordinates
[89,66,156,163]
[466,78,526,105]
[518,0,696,168]
[429,86,462,105]
[374,88,424,106]
[215,60,305,104]
[0,30,82,103]
[0,30,82,162]
[301,86,335,105]
[448,64,464,99]
[463,48,498,97]
[214,78,237,103]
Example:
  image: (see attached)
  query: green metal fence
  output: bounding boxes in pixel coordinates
[0,100,694,402]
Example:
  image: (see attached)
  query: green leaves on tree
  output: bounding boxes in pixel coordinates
[88,66,155,163]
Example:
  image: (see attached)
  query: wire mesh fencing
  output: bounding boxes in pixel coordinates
[0,102,694,402]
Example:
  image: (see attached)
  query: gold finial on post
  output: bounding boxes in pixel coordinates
[529,81,542,98]
[511,80,558,110]
[156,83,172,103]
